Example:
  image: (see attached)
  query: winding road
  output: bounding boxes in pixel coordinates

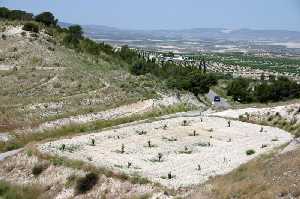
[206,90,230,110]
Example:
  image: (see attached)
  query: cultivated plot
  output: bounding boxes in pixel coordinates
[39,116,292,188]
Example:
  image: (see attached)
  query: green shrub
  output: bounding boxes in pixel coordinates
[22,22,39,33]
[1,34,7,40]
[32,164,46,177]
[21,31,26,37]
[246,149,256,156]
[0,180,43,199]
[75,172,98,194]
[35,12,57,26]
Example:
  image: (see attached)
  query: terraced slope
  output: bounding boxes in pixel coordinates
[0,23,175,132]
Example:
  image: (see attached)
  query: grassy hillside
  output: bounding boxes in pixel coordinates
[0,21,165,131]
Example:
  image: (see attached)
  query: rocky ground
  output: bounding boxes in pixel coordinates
[38,114,292,188]
[0,105,298,198]
[19,93,204,134]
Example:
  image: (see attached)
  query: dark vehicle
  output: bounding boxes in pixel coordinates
[214,96,221,102]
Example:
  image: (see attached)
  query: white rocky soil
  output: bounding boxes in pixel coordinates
[20,93,204,134]
[210,104,300,122]
[39,114,292,189]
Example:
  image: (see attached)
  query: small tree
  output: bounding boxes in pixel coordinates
[1,34,7,40]
[32,164,47,177]
[163,124,168,130]
[35,12,57,26]
[147,140,152,148]
[260,127,264,132]
[91,139,95,146]
[75,172,98,194]
[121,144,125,154]
[227,120,231,127]
[197,164,201,171]
[68,25,83,39]
[182,120,188,126]
[61,144,66,151]
[168,172,172,179]
[158,153,163,162]
[246,149,255,156]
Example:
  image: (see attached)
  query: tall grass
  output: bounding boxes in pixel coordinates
[0,180,46,199]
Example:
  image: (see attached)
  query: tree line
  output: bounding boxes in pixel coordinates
[117,46,218,96]
[0,7,57,26]
[227,77,300,103]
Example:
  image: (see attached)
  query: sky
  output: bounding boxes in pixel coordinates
[1,0,300,31]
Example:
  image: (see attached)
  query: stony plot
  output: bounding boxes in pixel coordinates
[39,116,292,188]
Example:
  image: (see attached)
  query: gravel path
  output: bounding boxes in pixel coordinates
[0,149,23,161]
[21,94,203,133]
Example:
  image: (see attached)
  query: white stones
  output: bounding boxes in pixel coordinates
[39,115,292,189]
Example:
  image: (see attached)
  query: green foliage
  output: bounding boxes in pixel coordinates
[35,12,57,26]
[227,78,253,102]
[1,34,7,40]
[200,52,300,76]
[0,7,33,21]
[0,180,43,199]
[68,25,83,39]
[124,52,218,96]
[63,25,83,48]
[255,77,300,102]
[118,45,139,64]
[0,7,10,19]
[294,131,300,138]
[246,149,256,156]
[22,22,39,33]
[227,77,300,103]
[32,164,46,177]
[79,38,113,55]
[75,172,99,194]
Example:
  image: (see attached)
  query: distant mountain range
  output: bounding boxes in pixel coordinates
[64,24,300,42]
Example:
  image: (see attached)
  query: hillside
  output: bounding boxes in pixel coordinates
[0,21,200,132]
[0,8,300,199]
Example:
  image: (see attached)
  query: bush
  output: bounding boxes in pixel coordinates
[1,34,6,40]
[246,149,256,156]
[228,76,300,103]
[75,172,99,194]
[22,22,39,33]
[21,31,26,37]
[35,12,57,26]
[32,164,46,177]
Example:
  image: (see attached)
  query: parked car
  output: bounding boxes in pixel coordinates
[214,96,221,102]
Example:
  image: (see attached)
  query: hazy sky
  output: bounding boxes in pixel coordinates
[2,0,300,30]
